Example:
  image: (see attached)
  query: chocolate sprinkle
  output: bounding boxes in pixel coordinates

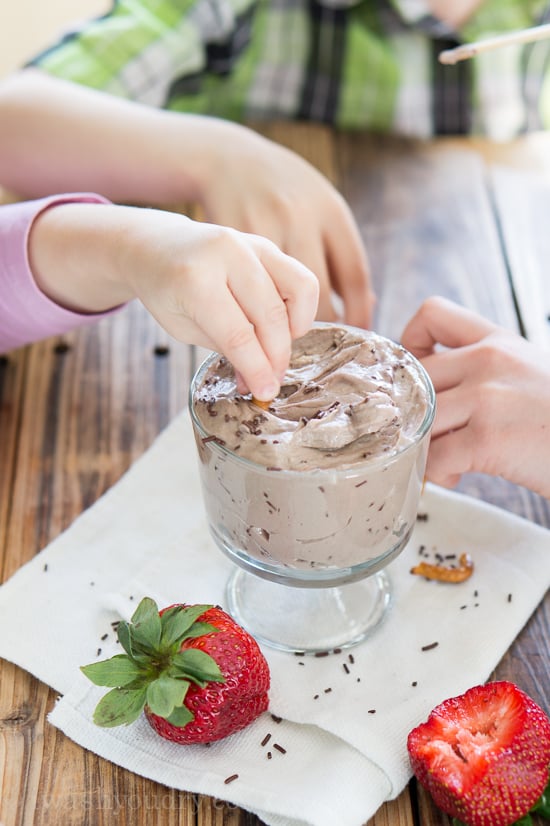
[224,774,239,785]
[421,641,439,651]
[261,733,272,747]
[273,743,287,754]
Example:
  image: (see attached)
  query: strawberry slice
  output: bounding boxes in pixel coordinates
[407,681,550,826]
[81,597,270,744]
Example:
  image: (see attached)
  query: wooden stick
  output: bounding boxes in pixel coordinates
[439,22,550,65]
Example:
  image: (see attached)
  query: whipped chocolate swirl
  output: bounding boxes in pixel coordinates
[192,325,429,471]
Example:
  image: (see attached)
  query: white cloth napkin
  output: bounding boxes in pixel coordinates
[1,412,549,826]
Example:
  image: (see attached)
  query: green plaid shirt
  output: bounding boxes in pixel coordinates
[31,0,550,138]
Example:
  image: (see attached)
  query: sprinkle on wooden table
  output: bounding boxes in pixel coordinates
[421,641,439,651]
[224,774,239,785]
[261,733,271,747]
[273,743,287,754]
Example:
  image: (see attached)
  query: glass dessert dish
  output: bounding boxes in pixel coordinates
[189,324,435,653]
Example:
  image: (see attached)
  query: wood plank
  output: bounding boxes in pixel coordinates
[0,350,27,580]
[366,790,415,825]
[490,165,550,350]
[336,133,519,340]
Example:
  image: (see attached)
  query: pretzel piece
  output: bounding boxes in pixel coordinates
[251,397,272,410]
[410,552,474,584]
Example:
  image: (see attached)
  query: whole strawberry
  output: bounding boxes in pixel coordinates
[407,681,550,826]
[81,597,270,744]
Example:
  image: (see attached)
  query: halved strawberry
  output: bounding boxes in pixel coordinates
[81,597,270,744]
[407,681,550,826]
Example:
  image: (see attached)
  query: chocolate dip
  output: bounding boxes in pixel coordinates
[190,324,435,584]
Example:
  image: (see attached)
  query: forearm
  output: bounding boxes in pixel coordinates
[0,70,238,206]
[0,195,123,353]
[28,201,141,313]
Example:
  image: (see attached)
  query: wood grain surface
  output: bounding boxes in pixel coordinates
[1,126,549,826]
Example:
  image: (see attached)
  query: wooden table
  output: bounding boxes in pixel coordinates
[1,125,549,826]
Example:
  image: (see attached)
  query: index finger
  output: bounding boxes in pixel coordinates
[401,296,498,358]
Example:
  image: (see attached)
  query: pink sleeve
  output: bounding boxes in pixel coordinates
[0,194,125,354]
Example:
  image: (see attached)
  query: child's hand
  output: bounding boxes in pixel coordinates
[29,203,319,401]
[0,72,373,330]
[193,122,374,329]
[122,208,319,400]
[401,296,550,498]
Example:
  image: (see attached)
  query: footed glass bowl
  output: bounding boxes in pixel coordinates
[189,331,435,653]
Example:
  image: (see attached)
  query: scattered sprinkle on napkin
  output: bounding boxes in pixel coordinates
[0,412,549,826]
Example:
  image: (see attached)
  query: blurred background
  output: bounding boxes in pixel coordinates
[0,0,109,79]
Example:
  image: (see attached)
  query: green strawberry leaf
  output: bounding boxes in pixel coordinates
[92,687,147,727]
[130,597,162,651]
[115,621,152,662]
[159,604,212,649]
[180,621,219,640]
[146,676,189,718]
[171,649,224,685]
[80,654,143,687]
[116,620,133,656]
[166,704,195,728]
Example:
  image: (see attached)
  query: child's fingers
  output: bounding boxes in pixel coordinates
[402,296,498,358]
[425,427,475,488]
[229,239,318,383]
